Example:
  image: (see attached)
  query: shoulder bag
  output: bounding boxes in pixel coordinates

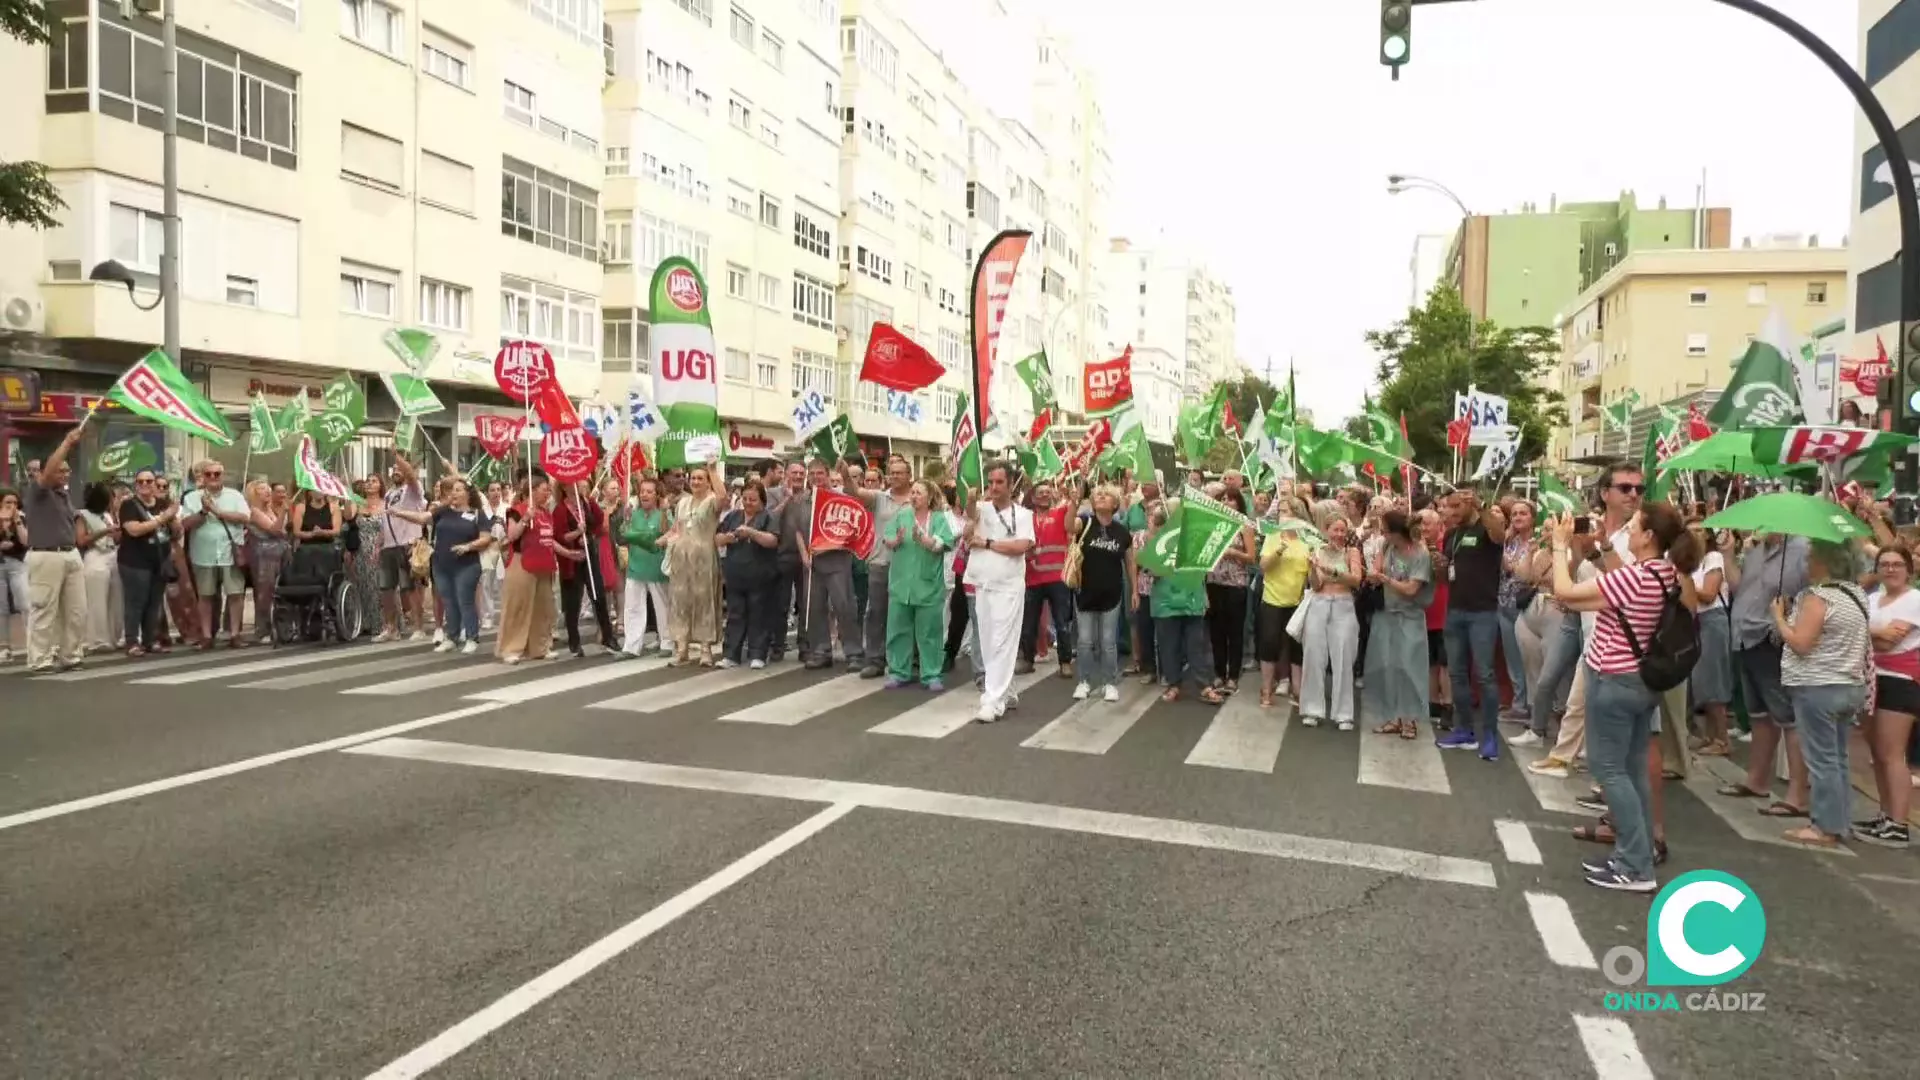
[1061,517,1094,590]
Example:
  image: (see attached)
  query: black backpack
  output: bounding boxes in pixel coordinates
[1615,565,1699,693]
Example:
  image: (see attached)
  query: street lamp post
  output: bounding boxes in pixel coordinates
[1386,173,1476,356]
[93,2,180,362]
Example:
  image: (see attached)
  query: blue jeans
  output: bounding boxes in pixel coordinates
[1077,604,1122,689]
[1791,683,1866,837]
[1155,614,1211,689]
[1498,604,1530,714]
[1446,608,1501,740]
[1584,664,1660,878]
[434,559,482,643]
[1531,611,1583,736]
[1021,580,1076,663]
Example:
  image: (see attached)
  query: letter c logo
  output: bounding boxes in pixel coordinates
[1657,880,1746,978]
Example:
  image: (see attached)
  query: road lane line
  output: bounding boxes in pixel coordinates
[1524,891,1598,969]
[719,672,890,725]
[588,665,779,714]
[0,703,505,833]
[1573,1014,1654,1079]
[1494,819,1543,865]
[130,640,423,685]
[866,669,1048,739]
[1019,680,1157,754]
[1357,726,1452,794]
[41,645,306,682]
[459,656,671,704]
[1183,690,1287,773]
[347,738,1500,888]
[233,653,449,690]
[365,801,854,1080]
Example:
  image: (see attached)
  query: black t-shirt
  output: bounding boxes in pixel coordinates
[720,508,777,586]
[1074,517,1134,613]
[1445,522,1502,612]
[431,507,491,570]
[116,497,170,572]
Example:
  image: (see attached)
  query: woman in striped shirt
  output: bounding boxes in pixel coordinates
[1771,540,1872,849]
[1548,501,1700,894]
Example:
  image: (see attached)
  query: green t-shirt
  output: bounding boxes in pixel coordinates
[883,508,954,607]
[621,507,667,583]
[1151,571,1207,618]
[1124,501,1148,534]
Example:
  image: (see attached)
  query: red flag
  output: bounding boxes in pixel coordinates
[609,440,650,492]
[534,380,579,430]
[1221,401,1240,438]
[1685,401,1714,442]
[474,414,527,460]
[860,323,945,392]
[1082,347,1134,416]
[1446,417,1471,452]
[1028,408,1053,444]
[808,487,875,559]
[493,340,556,405]
[968,230,1033,443]
[1399,413,1414,494]
[1062,418,1113,476]
[540,425,599,484]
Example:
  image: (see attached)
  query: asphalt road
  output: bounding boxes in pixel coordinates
[2,638,1916,1078]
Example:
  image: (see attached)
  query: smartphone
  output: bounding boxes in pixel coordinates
[1573,516,1592,536]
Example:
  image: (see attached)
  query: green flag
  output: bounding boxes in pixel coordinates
[1361,395,1411,456]
[1172,485,1252,582]
[92,438,157,480]
[950,390,983,504]
[1138,506,1181,578]
[650,257,723,468]
[1599,392,1640,433]
[107,349,234,445]
[1177,400,1212,466]
[247,391,282,454]
[382,327,440,377]
[1102,403,1155,482]
[1746,426,1919,470]
[1013,351,1054,413]
[1018,434,1064,482]
[1641,415,1684,502]
[1536,473,1580,516]
[380,371,445,417]
[310,374,366,456]
[807,413,858,466]
[275,390,311,445]
[393,413,420,453]
[1707,314,1801,429]
[291,434,360,502]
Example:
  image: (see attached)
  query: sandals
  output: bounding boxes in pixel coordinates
[1758,801,1809,819]
[1373,719,1409,737]
[1696,739,1731,757]
[1716,783,1770,799]
[1782,826,1841,848]
[1199,686,1227,706]
[1573,820,1670,864]
[1161,687,1181,703]
[125,646,146,658]
[1260,689,1275,709]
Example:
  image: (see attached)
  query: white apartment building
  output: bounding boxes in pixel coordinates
[599,0,842,466]
[1100,237,1239,401]
[0,0,607,484]
[1849,0,1917,397]
[1409,232,1450,308]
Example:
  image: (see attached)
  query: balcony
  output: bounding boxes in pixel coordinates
[41,280,303,364]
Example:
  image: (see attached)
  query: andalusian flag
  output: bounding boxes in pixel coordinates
[108,349,234,445]
[247,390,282,454]
[1013,351,1054,413]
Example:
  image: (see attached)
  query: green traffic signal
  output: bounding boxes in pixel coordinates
[1381,1,1411,67]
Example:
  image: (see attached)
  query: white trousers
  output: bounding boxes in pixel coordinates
[621,579,670,654]
[975,586,1023,717]
[82,550,122,650]
[1301,592,1359,722]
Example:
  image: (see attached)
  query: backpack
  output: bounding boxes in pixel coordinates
[1614,564,1699,693]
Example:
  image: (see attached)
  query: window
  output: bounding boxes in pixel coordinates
[726,182,754,218]
[1807,281,1828,304]
[793,208,832,258]
[754,355,779,388]
[724,347,750,381]
[757,272,780,309]
[630,211,711,276]
[792,348,836,404]
[602,308,651,372]
[225,275,258,307]
[419,279,470,331]
[729,6,755,48]
[1746,283,1767,306]
[89,17,299,170]
[935,387,961,423]
[759,192,781,229]
[501,275,599,365]
[501,156,600,262]
[729,94,753,132]
[522,0,606,45]
[792,273,834,330]
[341,262,398,317]
[340,123,404,191]
[726,263,750,299]
[1686,333,1709,357]
[603,210,632,263]
[760,114,783,150]
[420,26,472,88]
[937,328,963,371]
[855,246,892,285]
[108,204,166,280]
[676,0,714,28]
[851,20,898,88]
[503,81,536,126]
[606,146,629,177]
[419,151,475,213]
[760,29,784,70]
[340,0,404,56]
[1688,287,1708,306]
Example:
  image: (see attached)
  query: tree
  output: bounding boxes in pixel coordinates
[1364,284,1565,471]
[2,0,65,229]
[1212,370,1282,434]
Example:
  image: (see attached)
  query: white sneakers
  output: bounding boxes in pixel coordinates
[1072,682,1091,700]
[1102,685,1121,702]
[749,659,766,670]
[432,628,446,646]
[433,641,454,654]
[717,658,737,669]
[373,629,397,644]
[1509,730,1543,748]
[409,630,430,643]
[461,641,478,656]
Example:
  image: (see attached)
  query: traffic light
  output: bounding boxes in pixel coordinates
[1381,1,1412,74]
[1901,320,1920,426]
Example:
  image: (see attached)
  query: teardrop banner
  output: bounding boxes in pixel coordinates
[541,424,600,484]
[494,340,557,405]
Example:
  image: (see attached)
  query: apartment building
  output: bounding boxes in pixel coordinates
[1408,233,1449,309]
[1099,237,1239,402]
[1549,243,1850,464]
[599,0,843,465]
[0,0,608,483]
[1850,0,1918,410]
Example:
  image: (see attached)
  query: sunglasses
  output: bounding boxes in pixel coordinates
[204,471,224,479]
[136,477,156,484]
[1612,483,1645,495]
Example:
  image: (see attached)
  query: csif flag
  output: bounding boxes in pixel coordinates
[1537,473,1581,516]
[1708,312,1803,430]
[967,230,1032,448]
[808,487,876,559]
[108,349,234,445]
[1014,351,1055,413]
[382,327,440,378]
[650,256,722,468]
[1083,347,1134,418]
[247,391,282,454]
[859,323,945,392]
[1174,485,1252,581]
[808,413,859,467]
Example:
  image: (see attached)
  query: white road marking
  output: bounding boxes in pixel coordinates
[589,665,777,714]
[866,669,1049,738]
[0,703,505,833]
[1524,891,1598,969]
[233,653,449,690]
[1183,691,1288,773]
[461,656,671,704]
[1494,819,1543,865]
[1573,1014,1655,1080]
[1685,755,1855,857]
[1020,680,1158,754]
[364,802,854,1080]
[41,646,278,682]
[719,671,890,725]
[1501,728,1587,815]
[1358,726,1452,794]
[129,640,418,685]
[347,738,1500,888]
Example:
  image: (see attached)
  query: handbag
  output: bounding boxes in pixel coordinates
[1286,590,1316,639]
[1061,517,1093,590]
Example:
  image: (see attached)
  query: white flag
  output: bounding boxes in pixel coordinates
[791,388,830,441]
[626,380,663,443]
[1473,436,1520,480]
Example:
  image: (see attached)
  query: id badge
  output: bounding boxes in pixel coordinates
[1447,563,1456,583]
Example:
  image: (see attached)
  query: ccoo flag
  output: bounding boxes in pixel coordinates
[109,349,234,445]
[649,256,722,468]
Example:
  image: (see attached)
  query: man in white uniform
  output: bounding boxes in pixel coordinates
[963,461,1034,723]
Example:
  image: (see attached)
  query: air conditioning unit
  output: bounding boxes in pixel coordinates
[0,290,46,335]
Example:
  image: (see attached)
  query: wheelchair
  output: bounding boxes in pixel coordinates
[269,543,364,645]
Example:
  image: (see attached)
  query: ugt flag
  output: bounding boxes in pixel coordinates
[109,349,234,445]
[649,257,721,468]
[859,323,944,392]
[808,487,875,559]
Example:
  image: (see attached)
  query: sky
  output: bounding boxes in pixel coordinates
[1036,0,1863,425]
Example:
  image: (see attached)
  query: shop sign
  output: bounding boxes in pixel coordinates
[0,370,42,414]
[727,423,777,453]
[12,391,123,423]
